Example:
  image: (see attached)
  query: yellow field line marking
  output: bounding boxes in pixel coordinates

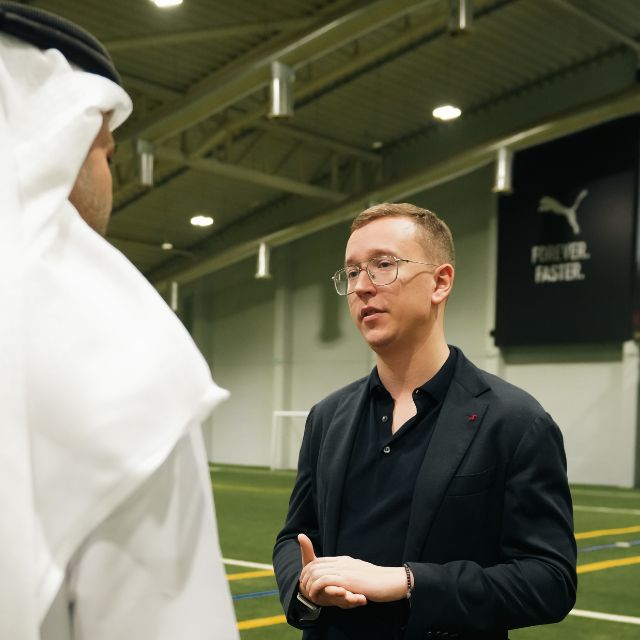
[237,614,286,630]
[227,569,274,581]
[575,524,640,540]
[577,555,640,574]
[235,607,640,631]
[229,559,640,631]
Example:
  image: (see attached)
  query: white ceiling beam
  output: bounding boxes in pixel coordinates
[123,0,438,145]
[120,74,183,101]
[548,0,640,54]
[255,121,382,164]
[152,85,640,289]
[104,18,314,52]
[113,0,441,188]
[156,148,347,201]
[187,8,444,159]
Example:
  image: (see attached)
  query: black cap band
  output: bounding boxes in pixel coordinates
[0,2,121,86]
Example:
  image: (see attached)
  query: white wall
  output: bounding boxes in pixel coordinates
[181,50,640,485]
[413,168,639,487]
[188,266,277,466]
[501,342,638,487]
[185,165,638,486]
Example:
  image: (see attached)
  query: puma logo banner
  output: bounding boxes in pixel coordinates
[494,116,639,346]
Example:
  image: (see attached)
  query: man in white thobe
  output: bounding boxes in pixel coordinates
[0,4,238,639]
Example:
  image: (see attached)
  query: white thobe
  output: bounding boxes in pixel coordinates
[0,32,238,640]
[40,427,236,640]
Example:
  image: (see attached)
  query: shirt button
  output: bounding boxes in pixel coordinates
[381,415,388,423]
[383,446,391,454]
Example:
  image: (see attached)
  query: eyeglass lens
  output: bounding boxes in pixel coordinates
[335,256,398,294]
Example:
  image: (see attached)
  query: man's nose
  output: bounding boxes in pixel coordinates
[352,267,375,294]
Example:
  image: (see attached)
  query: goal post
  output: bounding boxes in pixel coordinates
[270,410,309,470]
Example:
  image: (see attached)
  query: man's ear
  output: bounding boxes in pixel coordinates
[431,263,454,305]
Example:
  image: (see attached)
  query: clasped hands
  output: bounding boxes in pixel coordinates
[297,533,407,609]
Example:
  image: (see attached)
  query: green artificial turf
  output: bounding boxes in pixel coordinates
[211,467,640,640]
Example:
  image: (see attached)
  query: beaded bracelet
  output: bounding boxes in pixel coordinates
[403,563,413,600]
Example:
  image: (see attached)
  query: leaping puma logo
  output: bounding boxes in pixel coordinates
[538,189,588,235]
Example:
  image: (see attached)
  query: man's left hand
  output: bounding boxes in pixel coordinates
[299,555,407,603]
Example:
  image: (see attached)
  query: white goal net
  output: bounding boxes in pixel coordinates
[270,410,309,470]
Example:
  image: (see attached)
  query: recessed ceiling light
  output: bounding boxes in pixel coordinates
[371,140,384,150]
[190,215,214,227]
[161,242,174,250]
[151,0,183,8]
[432,105,462,121]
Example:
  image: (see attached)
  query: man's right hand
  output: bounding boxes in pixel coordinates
[298,533,367,609]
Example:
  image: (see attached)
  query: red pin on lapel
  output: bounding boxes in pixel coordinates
[468,413,477,422]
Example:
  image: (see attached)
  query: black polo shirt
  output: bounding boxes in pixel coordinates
[322,346,458,640]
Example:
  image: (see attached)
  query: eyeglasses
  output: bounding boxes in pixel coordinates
[331,255,438,296]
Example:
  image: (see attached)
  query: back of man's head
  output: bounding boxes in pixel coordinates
[0,2,120,84]
[0,3,131,234]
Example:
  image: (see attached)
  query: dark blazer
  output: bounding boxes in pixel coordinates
[273,349,577,640]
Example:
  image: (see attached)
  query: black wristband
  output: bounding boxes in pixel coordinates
[296,591,321,621]
[296,592,320,611]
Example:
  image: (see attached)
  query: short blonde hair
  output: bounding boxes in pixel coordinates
[350,202,455,266]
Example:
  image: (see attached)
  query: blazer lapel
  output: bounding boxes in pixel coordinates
[402,355,490,560]
[318,381,369,555]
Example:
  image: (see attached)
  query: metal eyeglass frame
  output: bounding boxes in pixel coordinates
[331,255,439,295]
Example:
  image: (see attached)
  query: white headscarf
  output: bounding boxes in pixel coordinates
[0,34,229,638]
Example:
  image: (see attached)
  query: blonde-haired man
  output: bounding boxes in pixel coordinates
[274,203,576,640]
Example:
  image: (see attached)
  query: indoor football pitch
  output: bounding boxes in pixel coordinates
[211,464,640,640]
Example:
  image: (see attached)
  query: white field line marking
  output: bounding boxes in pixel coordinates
[572,488,640,500]
[570,608,640,625]
[223,557,274,570]
[574,505,640,516]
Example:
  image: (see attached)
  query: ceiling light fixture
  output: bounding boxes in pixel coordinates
[432,105,462,121]
[170,281,179,313]
[269,61,295,119]
[492,147,514,193]
[151,0,183,8]
[449,0,473,35]
[136,139,154,187]
[161,241,174,250]
[190,215,214,227]
[255,242,272,279]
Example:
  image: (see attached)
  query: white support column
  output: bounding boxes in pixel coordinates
[483,198,504,377]
[272,282,292,432]
[622,340,639,487]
